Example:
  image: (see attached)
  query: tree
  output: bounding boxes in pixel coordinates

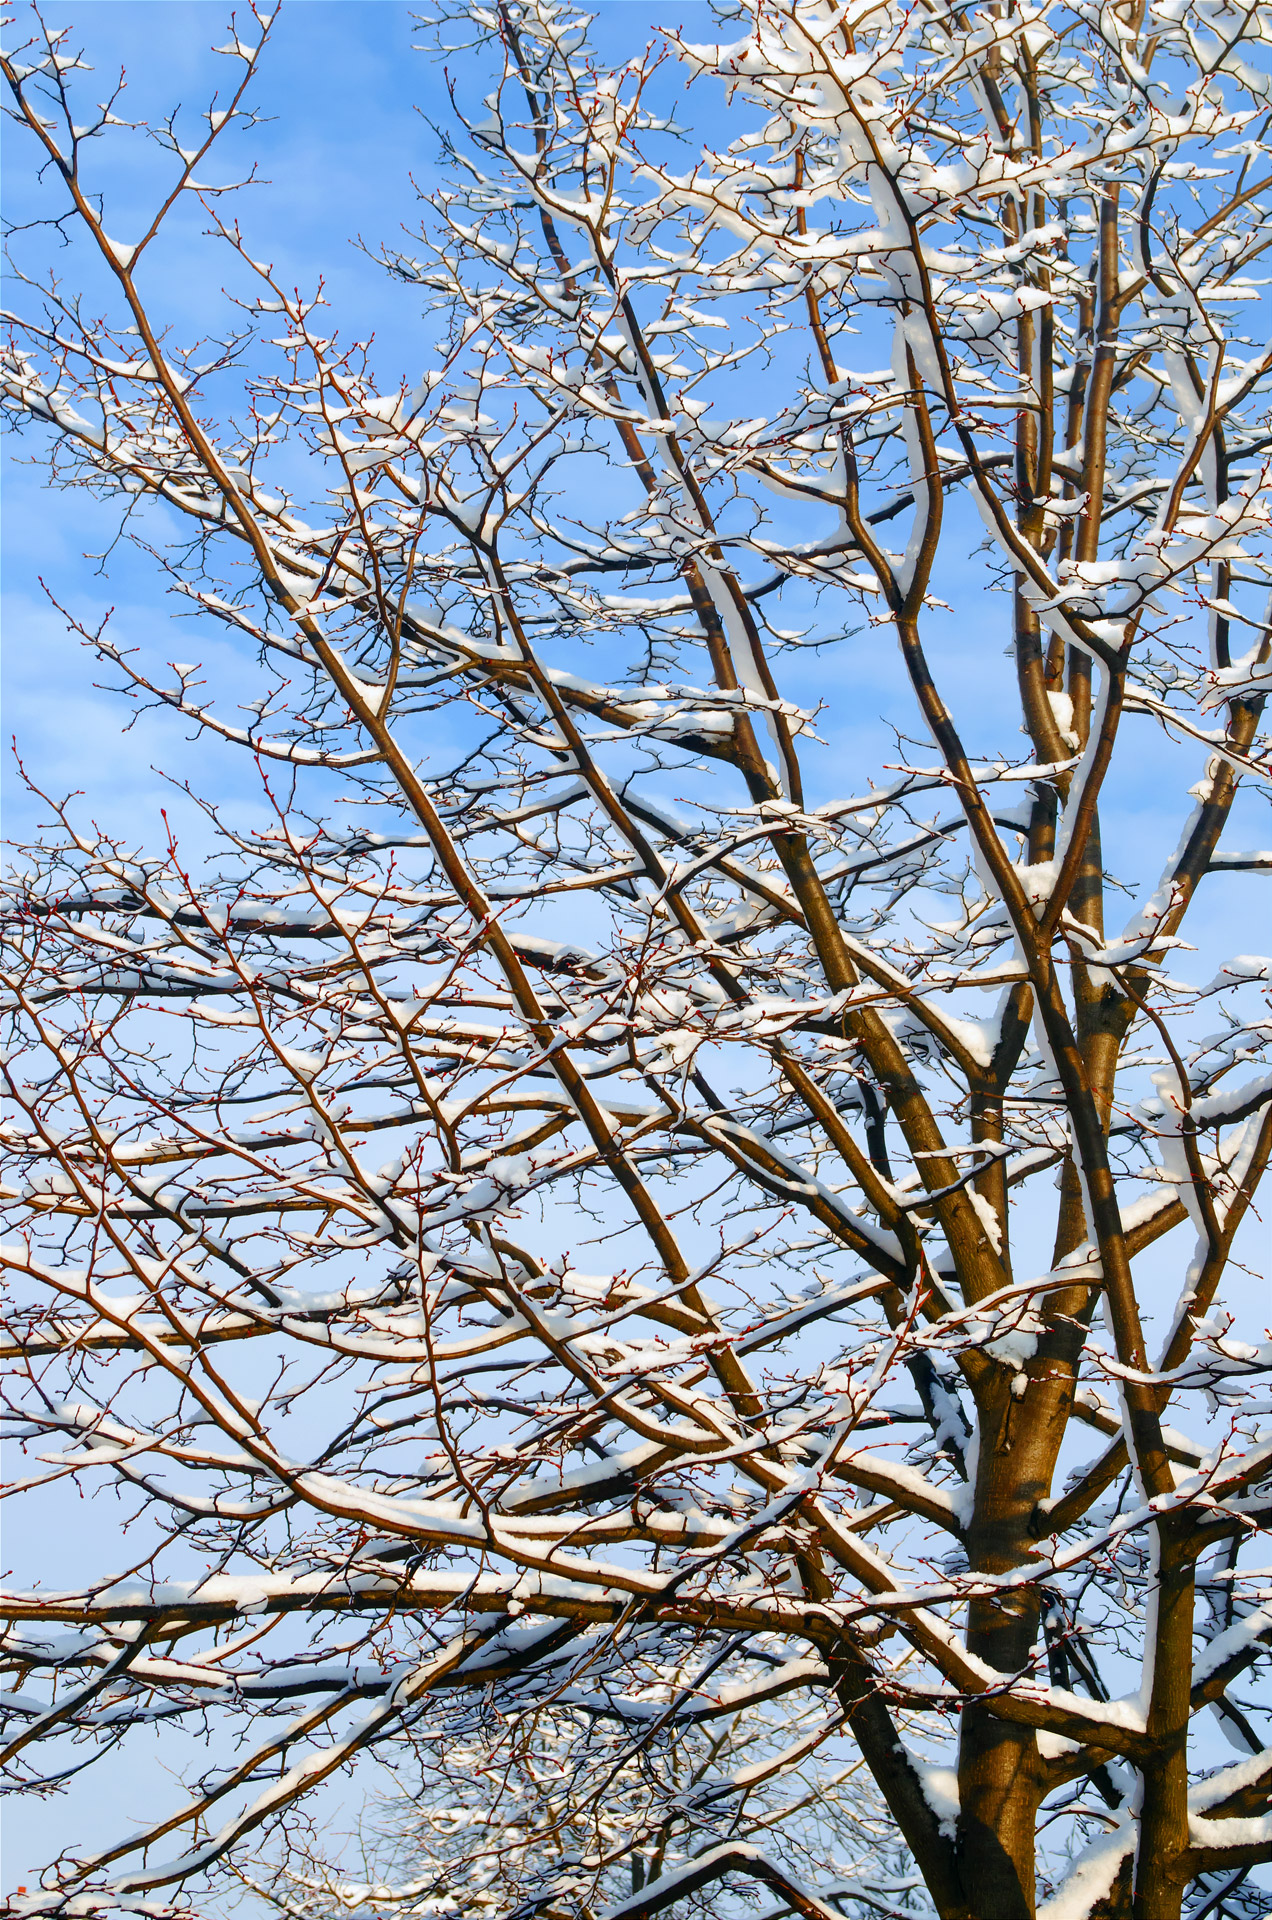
[235,1685,934,1919]
[2,0,1271,1914]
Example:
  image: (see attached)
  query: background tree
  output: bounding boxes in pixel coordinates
[2,1,1272,1917]
[236,1688,933,1918]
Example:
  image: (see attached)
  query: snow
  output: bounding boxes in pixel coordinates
[1192,1601,1272,1688]
[278,1047,324,1081]
[598,1842,841,1920]
[912,1759,960,1838]
[1037,1819,1134,1920]
[8,0,1272,1907]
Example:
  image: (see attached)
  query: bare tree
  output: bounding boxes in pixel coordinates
[2,1,1272,1915]
[233,1687,934,1919]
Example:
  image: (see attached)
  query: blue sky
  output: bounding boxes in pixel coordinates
[0,0,766,845]
[3,0,1270,1892]
[5,0,1241,903]
[1,2,738,1881]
